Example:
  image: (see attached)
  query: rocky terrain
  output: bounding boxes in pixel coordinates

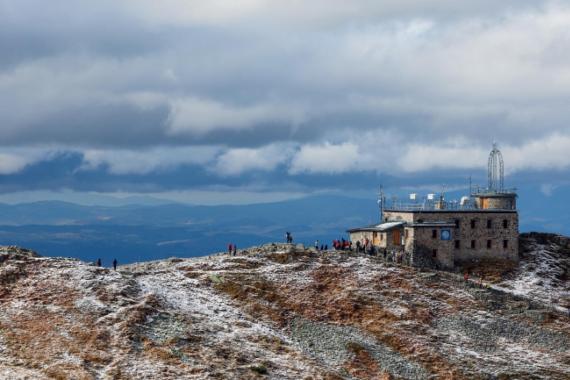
[0,233,569,379]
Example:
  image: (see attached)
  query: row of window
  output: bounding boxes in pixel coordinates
[468,219,509,229]
[454,239,509,249]
[418,218,510,228]
[432,239,510,257]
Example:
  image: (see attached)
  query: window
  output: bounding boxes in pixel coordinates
[432,249,437,258]
[470,219,476,229]
[503,240,508,249]
[454,219,460,228]
[503,219,509,229]
[487,240,492,249]
[380,233,383,241]
[471,240,476,249]
[432,229,437,239]
[455,240,460,249]
[487,219,492,229]
[405,230,409,239]
[417,219,424,224]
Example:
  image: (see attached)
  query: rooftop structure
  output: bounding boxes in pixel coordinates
[380,143,517,213]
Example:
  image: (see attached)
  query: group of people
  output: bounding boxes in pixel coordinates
[227,243,238,256]
[95,258,118,270]
[313,240,329,251]
[285,232,294,244]
[332,238,352,251]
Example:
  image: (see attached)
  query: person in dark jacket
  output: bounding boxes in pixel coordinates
[113,259,118,271]
[96,258,102,267]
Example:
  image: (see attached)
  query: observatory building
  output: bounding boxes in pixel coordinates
[348,144,519,269]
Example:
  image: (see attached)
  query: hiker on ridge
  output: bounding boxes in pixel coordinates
[113,259,118,271]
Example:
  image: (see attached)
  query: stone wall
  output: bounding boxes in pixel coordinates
[385,210,519,268]
[405,226,454,269]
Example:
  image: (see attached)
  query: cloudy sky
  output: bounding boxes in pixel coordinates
[1,0,569,204]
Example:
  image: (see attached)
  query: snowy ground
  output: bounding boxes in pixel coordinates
[495,236,570,313]
[0,240,569,379]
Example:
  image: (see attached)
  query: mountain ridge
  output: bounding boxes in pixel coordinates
[0,232,568,379]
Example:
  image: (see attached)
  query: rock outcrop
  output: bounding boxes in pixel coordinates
[0,237,568,379]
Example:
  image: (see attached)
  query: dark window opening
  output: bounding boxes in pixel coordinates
[432,229,437,239]
[432,249,437,258]
[454,219,460,228]
[503,240,508,249]
[487,219,492,229]
[487,240,492,249]
[471,240,476,249]
[503,219,509,229]
[470,219,476,229]
[405,230,409,239]
[417,219,424,224]
[455,240,460,249]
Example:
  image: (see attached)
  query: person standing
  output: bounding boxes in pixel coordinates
[233,244,237,256]
[96,258,102,267]
[314,240,319,250]
[112,259,118,271]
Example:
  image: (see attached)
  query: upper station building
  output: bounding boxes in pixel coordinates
[348,144,519,269]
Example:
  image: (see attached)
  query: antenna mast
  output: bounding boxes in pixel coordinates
[377,186,385,223]
[488,142,504,191]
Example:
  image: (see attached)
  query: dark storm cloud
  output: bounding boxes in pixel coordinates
[1,0,570,195]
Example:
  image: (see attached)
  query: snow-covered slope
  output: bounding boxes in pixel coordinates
[0,238,569,379]
[496,233,570,313]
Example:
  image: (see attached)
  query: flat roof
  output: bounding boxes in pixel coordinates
[347,221,405,233]
[384,209,517,214]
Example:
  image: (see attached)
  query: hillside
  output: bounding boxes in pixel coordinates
[0,234,569,379]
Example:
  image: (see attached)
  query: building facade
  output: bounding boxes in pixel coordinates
[348,144,519,269]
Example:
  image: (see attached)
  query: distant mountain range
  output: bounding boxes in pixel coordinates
[0,187,566,264]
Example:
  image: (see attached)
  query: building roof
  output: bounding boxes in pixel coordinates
[384,209,517,214]
[347,221,405,233]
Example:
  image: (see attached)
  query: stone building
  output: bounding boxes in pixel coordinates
[348,144,519,269]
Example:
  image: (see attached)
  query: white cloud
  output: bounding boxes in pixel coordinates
[503,134,570,172]
[167,97,305,136]
[0,148,56,174]
[289,142,365,174]
[397,144,488,172]
[81,146,220,175]
[213,144,294,176]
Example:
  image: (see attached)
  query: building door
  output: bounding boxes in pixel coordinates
[373,232,380,246]
[393,230,401,246]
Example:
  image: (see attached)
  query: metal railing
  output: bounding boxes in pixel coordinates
[384,199,478,211]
